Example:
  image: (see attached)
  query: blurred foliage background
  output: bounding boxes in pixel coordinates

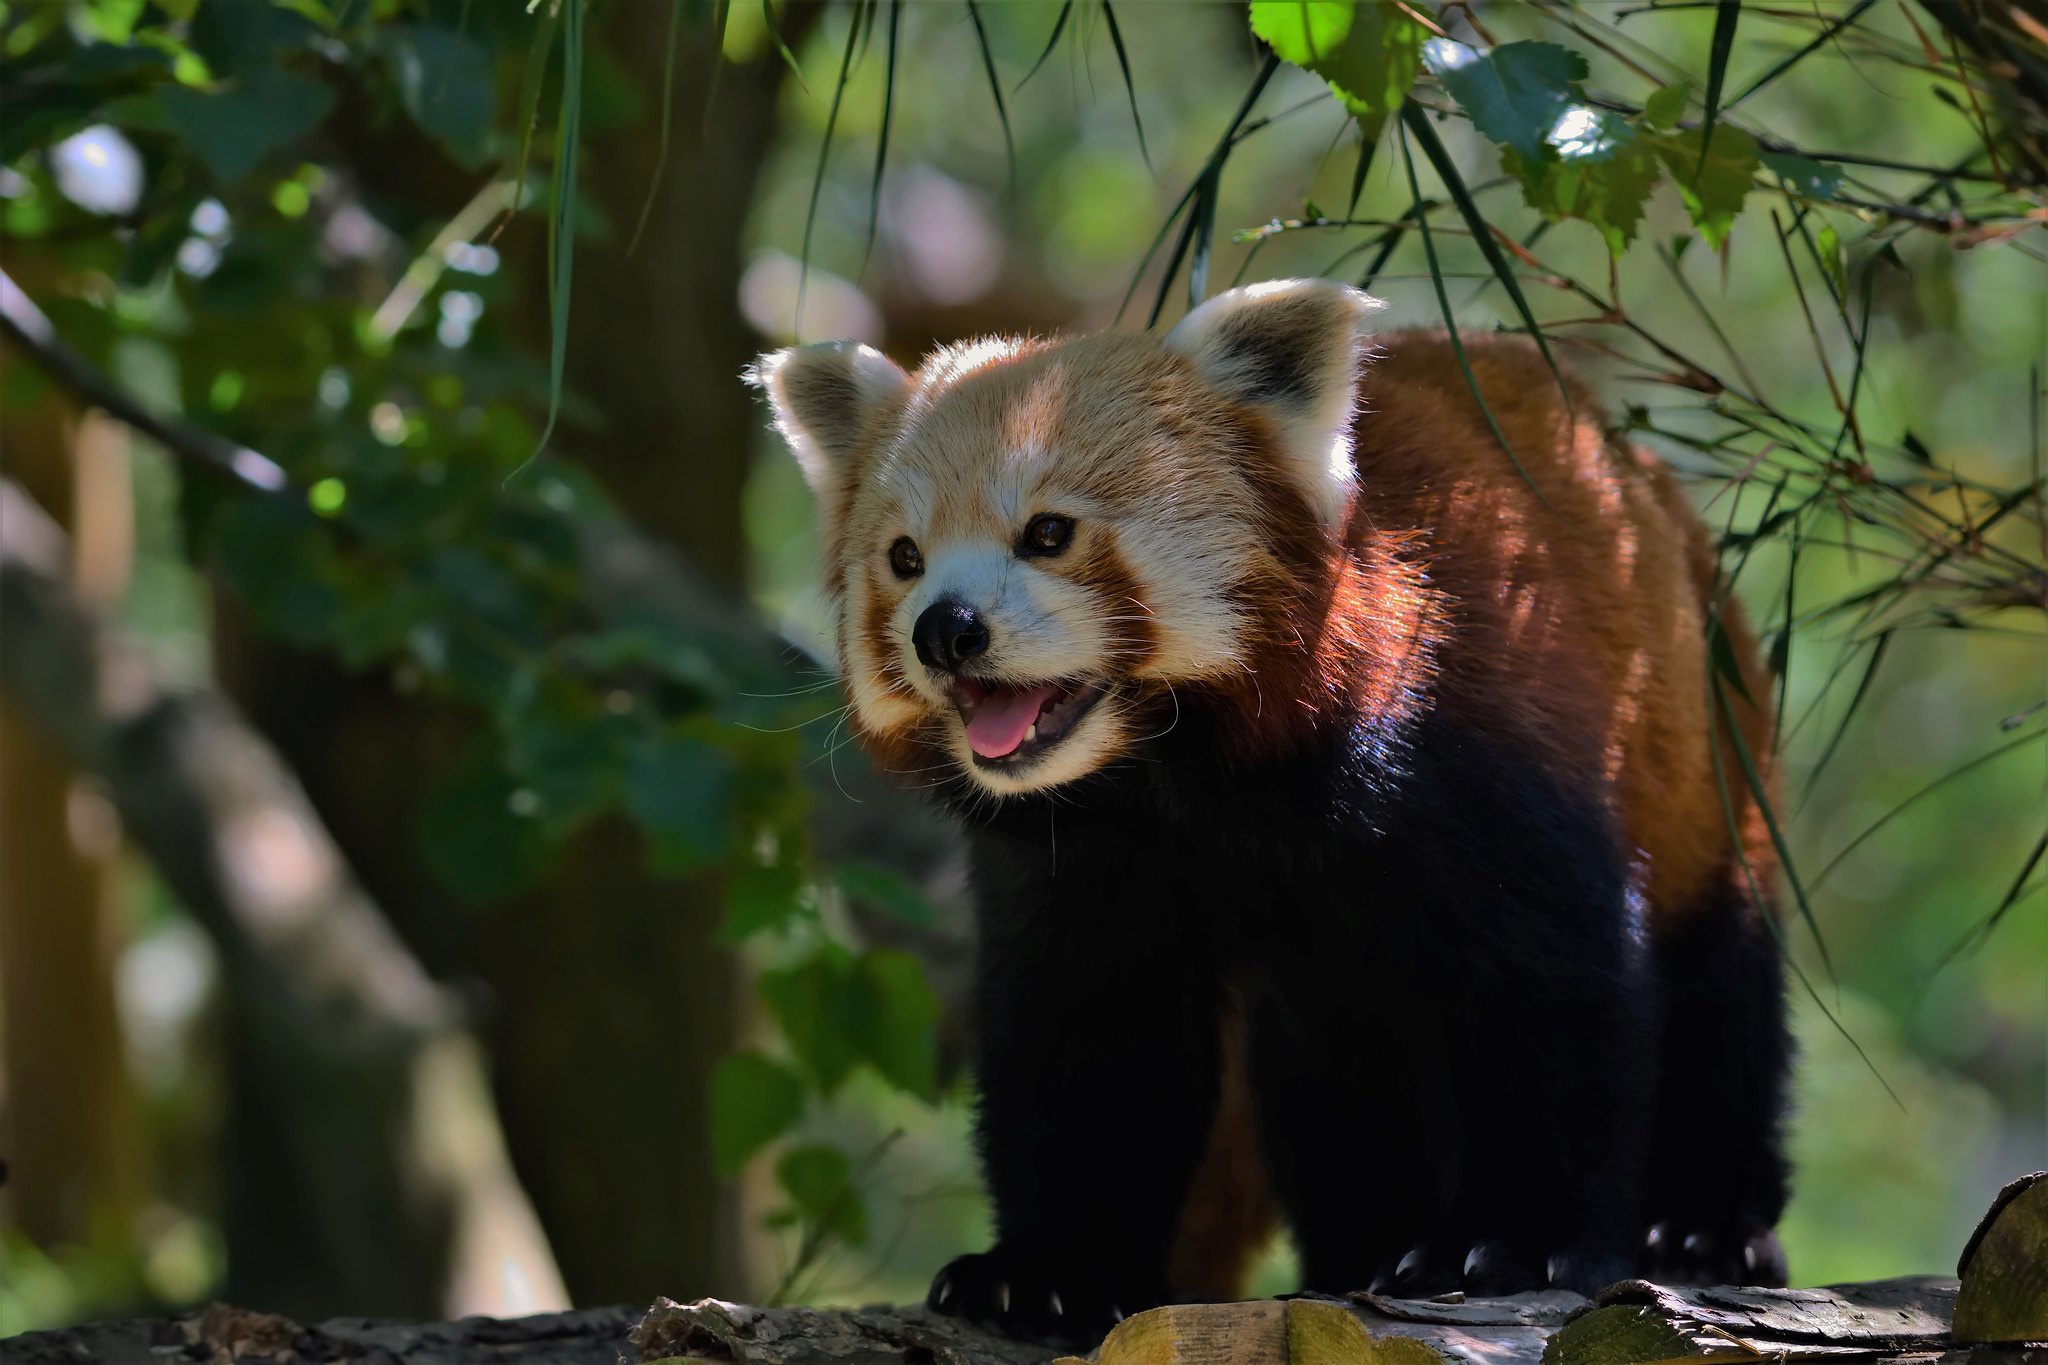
[0,0,2043,1334]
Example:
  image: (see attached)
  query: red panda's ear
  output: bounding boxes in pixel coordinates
[1164,279,1382,531]
[746,341,910,495]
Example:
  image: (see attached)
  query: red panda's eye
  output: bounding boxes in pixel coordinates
[888,537,923,579]
[1021,515,1074,556]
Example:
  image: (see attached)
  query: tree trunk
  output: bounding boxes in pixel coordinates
[203,8,819,1310]
[0,328,147,1259]
[0,481,564,1323]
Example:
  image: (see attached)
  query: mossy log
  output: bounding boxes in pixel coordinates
[9,1273,2039,1365]
[1954,1170,2048,1345]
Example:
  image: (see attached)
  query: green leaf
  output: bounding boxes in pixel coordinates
[498,677,624,837]
[77,0,146,44]
[1401,104,1573,417]
[775,1144,867,1247]
[0,45,176,164]
[723,858,812,940]
[1707,616,1757,707]
[624,733,735,872]
[564,620,724,695]
[759,952,863,1094]
[833,860,937,929]
[849,949,939,1100]
[1816,222,1846,297]
[1641,80,1689,131]
[417,743,561,905]
[383,25,497,168]
[1425,39,1587,165]
[1505,107,1660,255]
[210,496,346,644]
[711,1052,806,1175]
[1252,0,1422,140]
[1249,0,1353,69]
[758,947,937,1099]
[161,66,335,182]
[1758,149,1843,200]
[333,581,439,667]
[1651,123,1760,250]
[186,0,315,77]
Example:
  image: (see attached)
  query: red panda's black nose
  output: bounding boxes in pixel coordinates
[913,598,990,671]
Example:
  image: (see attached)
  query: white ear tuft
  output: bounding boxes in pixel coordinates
[746,341,910,493]
[1164,279,1382,530]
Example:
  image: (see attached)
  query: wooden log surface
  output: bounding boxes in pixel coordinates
[8,1276,2042,1365]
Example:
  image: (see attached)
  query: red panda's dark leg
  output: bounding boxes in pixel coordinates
[1245,960,1446,1293]
[927,831,1223,1344]
[1252,722,1658,1298]
[1643,883,1793,1285]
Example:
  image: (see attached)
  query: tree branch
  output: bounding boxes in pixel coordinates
[0,482,565,1316]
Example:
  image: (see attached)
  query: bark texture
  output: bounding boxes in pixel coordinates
[5,1277,2032,1365]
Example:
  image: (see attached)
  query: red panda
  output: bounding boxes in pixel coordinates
[751,279,1791,1343]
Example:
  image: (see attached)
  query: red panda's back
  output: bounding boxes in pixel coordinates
[1350,331,1776,922]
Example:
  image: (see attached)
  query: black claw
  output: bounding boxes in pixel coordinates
[1642,1223,1785,1287]
[924,1247,1136,1345]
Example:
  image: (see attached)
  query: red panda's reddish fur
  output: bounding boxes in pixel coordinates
[754,291,1792,1326]
[1171,331,1780,1296]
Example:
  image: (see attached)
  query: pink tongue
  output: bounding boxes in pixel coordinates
[965,685,1059,758]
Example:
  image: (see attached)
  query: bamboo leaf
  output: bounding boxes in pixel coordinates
[1726,0,1878,111]
[965,0,1016,199]
[1401,103,1573,412]
[1937,826,2048,968]
[762,0,811,94]
[626,0,687,255]
[702,0,729,131]
[1119,54,1277,324]
[1347,119,1380,213]
[1813,729,2047,893]
[1102,2,1153,173]
[1186,163,1219,310]
[796,8,863,333]
[862,0,900,275]
[1714,674,1834,982]
[1708,677,1900,1108]
[528,0,584,467]
[1146,171,1205,328]
[1014,0,1071,93]
[1397,117,1550,503]
[1697,0,1740,173]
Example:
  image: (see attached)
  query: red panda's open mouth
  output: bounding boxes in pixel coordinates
[949,677,1109,765]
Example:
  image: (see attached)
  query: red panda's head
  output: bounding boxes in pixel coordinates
[750,280,1382,797]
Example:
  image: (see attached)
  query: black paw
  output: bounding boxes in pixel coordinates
[926,1247,1136,1345]
[1367,1240,1632,1298]
[1643,1223,1786,1286]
